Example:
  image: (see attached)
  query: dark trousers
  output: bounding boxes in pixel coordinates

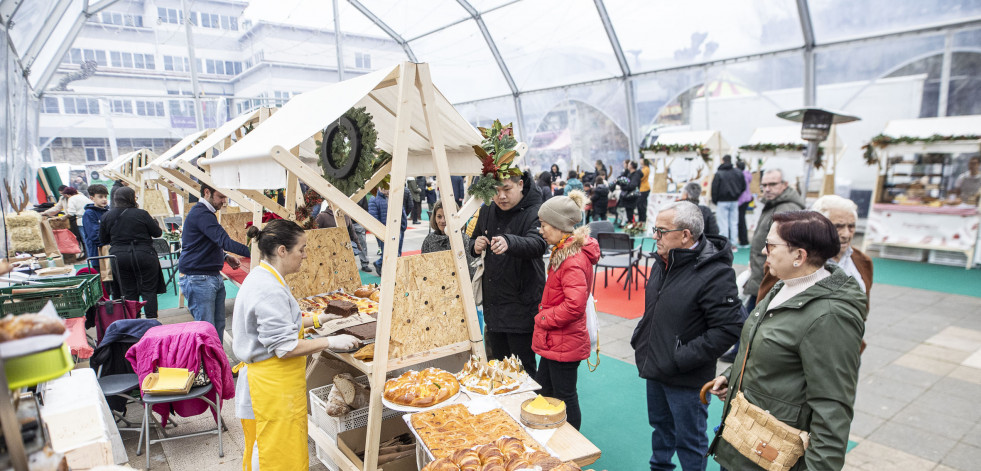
[111,248,161,318]
[536,358,582,429]
[591,207,607,221]
[625,205,636,223]
[737,201,750,246]
[638,191,650,222]
[647,379,708,471]
[411,201,422,222]
[483,330,537,378]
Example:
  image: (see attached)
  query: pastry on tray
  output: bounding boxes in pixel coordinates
[0,314,65,342]
[338,321,376,340]
[383,368,460,408]
[410,404,544,460]
[325,300,358,317]
[456,355,528,395]
[418,435,564,471]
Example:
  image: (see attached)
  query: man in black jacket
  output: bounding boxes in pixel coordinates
[631,201,742,471]
[469,171,547,377]
[711,155,746,249]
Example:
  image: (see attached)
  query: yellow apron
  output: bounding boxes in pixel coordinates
[241,262,308,471]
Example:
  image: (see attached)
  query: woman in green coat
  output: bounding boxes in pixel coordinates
[708,210,867,471]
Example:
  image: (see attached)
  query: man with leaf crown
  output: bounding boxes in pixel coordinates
[467,121,547,376]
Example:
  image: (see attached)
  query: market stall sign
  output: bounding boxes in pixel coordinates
[862,133,981,166]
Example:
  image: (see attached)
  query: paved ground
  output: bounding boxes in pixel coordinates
[102,222,981,470]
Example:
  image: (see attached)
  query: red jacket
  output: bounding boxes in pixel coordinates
[533,226,600,362]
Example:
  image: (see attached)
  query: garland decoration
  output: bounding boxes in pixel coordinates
[739,142,825,169]
[468,120,522,204]
[623,222,646,237]
[316,107,378,197]
[861,133,981,166]
[640,143,705,155]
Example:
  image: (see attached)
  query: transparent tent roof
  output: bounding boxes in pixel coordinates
[2,0,981,197]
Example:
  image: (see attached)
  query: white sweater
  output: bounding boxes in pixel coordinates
[767,267,831,309]
[231,264,301,364]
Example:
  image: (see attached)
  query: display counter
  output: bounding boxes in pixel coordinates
[866,203,979,268]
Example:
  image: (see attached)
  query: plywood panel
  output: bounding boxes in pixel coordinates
[388,250,468,360]
[285,227,361,298]
[220,211,253,246]
[142,188,170,217]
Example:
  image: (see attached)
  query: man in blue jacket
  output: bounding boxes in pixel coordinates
[179,184,251,343]
[368,188,408,274]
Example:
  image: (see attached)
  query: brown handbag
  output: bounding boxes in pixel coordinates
[719,337,810,471]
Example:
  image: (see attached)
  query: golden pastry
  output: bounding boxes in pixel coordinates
[384,368,460,407]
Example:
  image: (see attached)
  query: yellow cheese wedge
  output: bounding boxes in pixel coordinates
[523,395,564,415]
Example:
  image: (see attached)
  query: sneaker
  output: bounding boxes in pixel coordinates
[731,246,738,253]
[360,265,372,273]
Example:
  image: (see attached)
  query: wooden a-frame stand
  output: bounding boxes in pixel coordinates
[200,62,486,471]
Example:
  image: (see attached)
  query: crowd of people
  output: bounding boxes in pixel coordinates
[31,155,880,470]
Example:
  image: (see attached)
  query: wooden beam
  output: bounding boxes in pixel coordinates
[364,61,416,471]
[387,340,471,371]
[368,93,431,143]
[350,160,393,204]
[238,189,291,220]
[178,161,287,219]
[308,418,361,471]
[266,147,387,238]
[286,171,299,220]
[452,195,481,226]
[417,63,486,361]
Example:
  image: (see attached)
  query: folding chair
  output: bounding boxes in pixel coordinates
[152,238,179,295]
[593,232,641,300]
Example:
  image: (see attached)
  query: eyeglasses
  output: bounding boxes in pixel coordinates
[652,227,685,238]
[764,241,789,253]
[759,182,784,189]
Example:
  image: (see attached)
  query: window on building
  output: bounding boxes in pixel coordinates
[85,148,108,162]
[41,97,60,113]
[65,48,107,67]
[157,8,182,25]
[355,52,371,69]
[63,97,101,115]
[116,138,132,148]
[111,52,154,70]
[111,99,133,114]
[41,148,52,162]
[199,12,219,28]
[135,100,165,117]
[101,12,143,27]
[133,138,153,148]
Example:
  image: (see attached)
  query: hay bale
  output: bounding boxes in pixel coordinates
[6,212,45,253]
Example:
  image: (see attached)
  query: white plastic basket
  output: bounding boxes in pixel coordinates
[879,245,925,262]
[928,249,968,267]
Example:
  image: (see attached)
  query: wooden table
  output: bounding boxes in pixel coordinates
[494,391,601,467]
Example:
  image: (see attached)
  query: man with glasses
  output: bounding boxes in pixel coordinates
[631,201,743,471]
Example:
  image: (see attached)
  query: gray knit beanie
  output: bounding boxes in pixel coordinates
[538,190,586,232]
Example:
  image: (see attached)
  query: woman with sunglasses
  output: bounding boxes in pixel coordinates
[707,210,867,471]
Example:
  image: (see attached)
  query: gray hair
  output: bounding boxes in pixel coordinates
[811,194,858,220]
[682,182,702,203]
[763,168,785,182]
[659,201,703,239]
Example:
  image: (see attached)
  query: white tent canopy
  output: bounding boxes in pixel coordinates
[140,129,212,180]
[203,63,483,190]
[161,110,267,170]
[878,115,981,154]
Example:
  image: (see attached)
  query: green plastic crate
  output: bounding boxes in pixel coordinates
[0,275,101,318]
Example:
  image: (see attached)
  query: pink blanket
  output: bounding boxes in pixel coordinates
[126,321,234,425]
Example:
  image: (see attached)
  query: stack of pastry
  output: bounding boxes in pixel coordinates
[420,437,581,471]
[456,355,528,395]
[410,404,543,460]
[353,284,381,301]
[0,314,65,342]
[383,368,460,408]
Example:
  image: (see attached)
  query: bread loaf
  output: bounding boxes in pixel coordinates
[0,314,65,342]
[422,458,460,471]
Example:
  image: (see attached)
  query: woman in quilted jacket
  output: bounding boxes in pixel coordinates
[533,190,600,430]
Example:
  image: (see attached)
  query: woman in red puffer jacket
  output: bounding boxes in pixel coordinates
[533,190,600,430]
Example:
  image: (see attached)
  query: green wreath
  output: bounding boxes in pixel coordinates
[316,107,378,197]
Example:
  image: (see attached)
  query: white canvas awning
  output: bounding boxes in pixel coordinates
[741,125,844,160]
[201,63,483,190]
[102,150,140,174]
[161,109,270,170]
[879,115,981,154]
[644,130,731,158]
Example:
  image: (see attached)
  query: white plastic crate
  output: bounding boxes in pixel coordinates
[879,245,926,262]
[928,249,968,267]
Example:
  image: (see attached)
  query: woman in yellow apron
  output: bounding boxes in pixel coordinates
[231,220,359,471]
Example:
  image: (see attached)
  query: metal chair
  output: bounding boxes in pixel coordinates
[162,216,182,232]
[588,220,615,236]
[151,238,178,295]
[592,232,640,300]
[138,383,225,470]
[90,319,162,433]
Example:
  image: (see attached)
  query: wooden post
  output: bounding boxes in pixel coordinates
[362,61,416,471]
[417,63,486,361]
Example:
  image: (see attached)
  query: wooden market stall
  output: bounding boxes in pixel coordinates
[738,125,845,198]
[861,115,981,268]
[640,129,731,222]
[100,148,170,217]
[200,62,600,470]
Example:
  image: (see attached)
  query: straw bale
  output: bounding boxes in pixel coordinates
[5,212,45,253]
[388,251,468,360]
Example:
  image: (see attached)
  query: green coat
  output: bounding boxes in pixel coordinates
[711,264,866,471]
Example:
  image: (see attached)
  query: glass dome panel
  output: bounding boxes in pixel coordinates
[605,0,803,74]
[355,0,470,40]
[8,0,60,56]
[809,0,981,43]
[482,0,621,91]
[455,96,518,137]
[409,20,512,103]
[28,0,85,90]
